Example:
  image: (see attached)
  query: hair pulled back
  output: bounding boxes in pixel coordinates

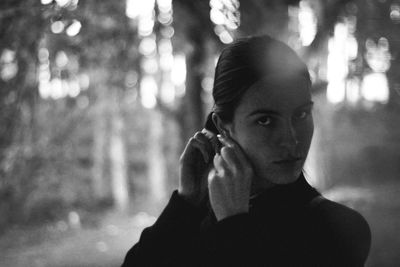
[205,35,311,134]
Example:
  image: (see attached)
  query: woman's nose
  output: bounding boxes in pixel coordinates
[278,120,299,152]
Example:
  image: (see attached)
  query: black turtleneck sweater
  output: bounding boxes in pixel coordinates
[121,175,371,266]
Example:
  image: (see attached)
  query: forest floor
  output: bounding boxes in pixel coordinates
[0,210,156,267]
[0,182,399,267]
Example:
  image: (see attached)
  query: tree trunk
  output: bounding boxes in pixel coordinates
[91,85,109,201]
[182,28,206,142]
[109,89,129,211]
[147,109,167,204]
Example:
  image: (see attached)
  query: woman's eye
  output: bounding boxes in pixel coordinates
[257,116,272,126]
[296,110,309,120]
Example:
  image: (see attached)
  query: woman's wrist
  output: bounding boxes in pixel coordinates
[215,207,249,221]
[177,190,207,208]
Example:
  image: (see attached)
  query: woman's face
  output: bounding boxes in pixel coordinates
[226,75,314,194]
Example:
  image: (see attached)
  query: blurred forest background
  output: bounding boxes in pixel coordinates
[0,0,399,266]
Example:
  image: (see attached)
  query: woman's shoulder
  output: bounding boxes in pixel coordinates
[310,196,370,233]
[309,196,371,263]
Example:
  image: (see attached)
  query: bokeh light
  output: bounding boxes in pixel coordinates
[171,54,186,87]
[0,49,18,81]
[140,75,158,108]
[51,21,65,34]
[209,0,239,44]
[298,0,317,46]
[361,72,389,104]
[390,3,400,23]
[66,20,82,36]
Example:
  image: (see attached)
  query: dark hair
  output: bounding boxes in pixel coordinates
[205,35,311,134]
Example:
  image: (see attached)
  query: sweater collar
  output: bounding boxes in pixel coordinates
[249,173,320,210]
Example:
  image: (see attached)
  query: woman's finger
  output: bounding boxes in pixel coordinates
[217,134,249,166]
[183,137,210,164]
[219,146,240,173]
[201,129,220,153]
[194,132,214,159]
[213,154,224,176]
[217,134,234,148]
[213,153,231,178]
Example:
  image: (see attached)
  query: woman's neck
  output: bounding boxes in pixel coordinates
[250,177,276,198]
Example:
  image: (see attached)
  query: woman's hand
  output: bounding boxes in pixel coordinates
[178,131,215,207]
[209,134,253,221]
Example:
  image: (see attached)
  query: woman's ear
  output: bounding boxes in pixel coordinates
[211,113,232,137]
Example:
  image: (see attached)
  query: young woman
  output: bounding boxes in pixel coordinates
[122,35,371,266]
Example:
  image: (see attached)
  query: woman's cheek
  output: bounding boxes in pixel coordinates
[245,134,276,164]
[235,124,276,163]
[298,119,314,152]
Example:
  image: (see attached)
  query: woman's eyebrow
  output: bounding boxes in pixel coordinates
[248,109,280,117]
[248,101,314,117]
[295,101,314,110]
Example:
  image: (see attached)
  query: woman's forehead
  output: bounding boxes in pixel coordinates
[238,76,311,112]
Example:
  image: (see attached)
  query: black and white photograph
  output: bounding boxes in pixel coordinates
[0,0,399,266]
